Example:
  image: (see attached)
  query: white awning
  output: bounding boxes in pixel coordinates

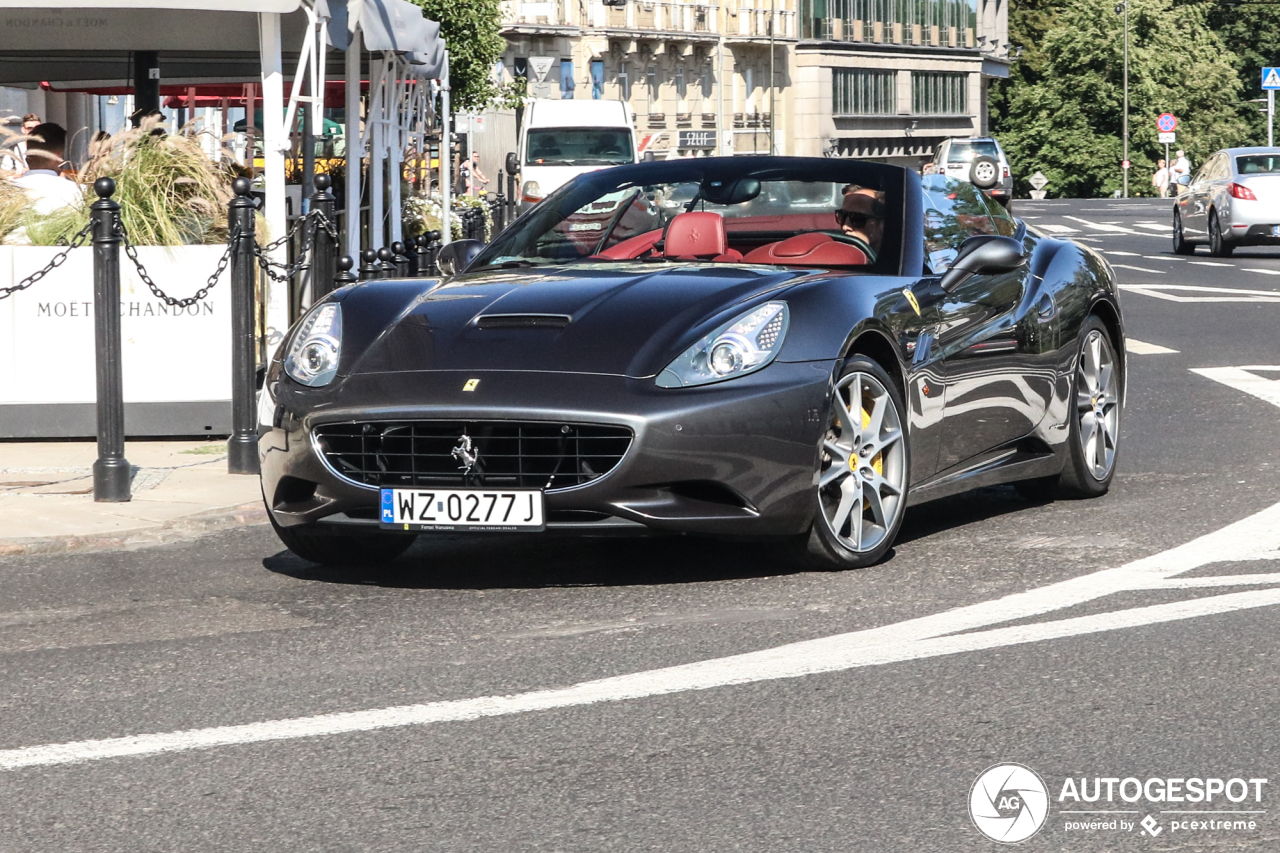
[319,0,444,77]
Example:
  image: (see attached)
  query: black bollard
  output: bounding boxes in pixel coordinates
[493,188,506,232]
[415,233,433,275]
[507,170,518,223]
[360,248,380,280]
[335,254,359,286]
[310,174,336,302]
[377,247,396,278]
[391,241,411,277]
[227,176,260,475]
[91,177,131,502]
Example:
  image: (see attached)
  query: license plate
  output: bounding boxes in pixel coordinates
[380,488,544,531]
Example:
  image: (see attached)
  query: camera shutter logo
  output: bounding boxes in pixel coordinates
[969,763,1050,843]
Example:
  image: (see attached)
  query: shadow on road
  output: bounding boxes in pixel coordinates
[263,485,1043,590]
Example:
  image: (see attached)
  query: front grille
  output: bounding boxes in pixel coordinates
[314,421,633,491]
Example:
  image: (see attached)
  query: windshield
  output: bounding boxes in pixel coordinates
[947,141,1000,163]
[1236,154,1280,175]
[525,128,635,167]
[472,159,904,273]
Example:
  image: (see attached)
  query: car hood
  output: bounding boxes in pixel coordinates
[347,262,812,379]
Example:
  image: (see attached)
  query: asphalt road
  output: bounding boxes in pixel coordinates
[4,197,1280,852]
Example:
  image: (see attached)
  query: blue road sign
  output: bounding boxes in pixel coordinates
[1264,67,1280,90]
[1157,113,1176,133]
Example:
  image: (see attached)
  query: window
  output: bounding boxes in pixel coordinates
[591,59,605,99]
[676,65,686,100]
[646,65,658,105]
[617,65,631,101]
[912,71,967,115]
[920,174,995,271]
[560,59,576,99]
[832,69,896,116]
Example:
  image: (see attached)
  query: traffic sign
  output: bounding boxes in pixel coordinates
[1159,131,1176,144]
[1029,171,1049,190]
[1157,113,1177,133]
[1122,160,1131,169]
[1264,67,1280,90]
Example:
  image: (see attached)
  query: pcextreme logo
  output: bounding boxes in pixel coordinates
[969,764,1269,843]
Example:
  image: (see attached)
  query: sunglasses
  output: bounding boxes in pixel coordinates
[835,210,875,228]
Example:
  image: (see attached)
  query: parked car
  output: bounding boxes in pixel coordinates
[931,137,1013,209]
[1173,147,1280,257]
[260,158,1124,570]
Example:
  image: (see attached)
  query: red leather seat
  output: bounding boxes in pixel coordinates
[595,227,662,260]
[664,212,737,261]
[743,232,868,266]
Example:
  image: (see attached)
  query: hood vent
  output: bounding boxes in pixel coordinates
[476,313,572,330]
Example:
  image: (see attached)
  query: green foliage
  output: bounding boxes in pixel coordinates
[409,0,516,112]
[1204,0,1280,144]
[992,0,1248,198]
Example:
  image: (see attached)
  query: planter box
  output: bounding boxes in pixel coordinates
[0,245,234,438]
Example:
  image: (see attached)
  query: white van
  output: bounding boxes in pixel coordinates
[514,99,638,209]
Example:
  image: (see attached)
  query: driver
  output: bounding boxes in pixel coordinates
[834,184,885,263]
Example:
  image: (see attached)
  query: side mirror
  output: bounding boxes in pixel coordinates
[505,151,519,175]
[436,239,484,276]
[939,235,1027,292]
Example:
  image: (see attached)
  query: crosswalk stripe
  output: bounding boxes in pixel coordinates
[1244,268,1280,276]
[1125,339,1179,354]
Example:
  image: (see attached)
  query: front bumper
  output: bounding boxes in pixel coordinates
[260,361,837,537]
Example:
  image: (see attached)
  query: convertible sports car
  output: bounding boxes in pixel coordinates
[259,157,1125,569]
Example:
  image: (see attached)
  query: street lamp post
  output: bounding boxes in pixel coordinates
[1116,0,1129,198]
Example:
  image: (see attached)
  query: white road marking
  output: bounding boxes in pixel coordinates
[1119,284,1280,303]
[1188,261,1234,267]
[1037,223,1079,235]
[1102,250,1141,256]
[1244,268,1280,276]
[1125,339,1178,354]
[1191,365,1280,408]
[1142,256,1182,261]
[1111,264,1165,274]
[5,501,1280,772]
[1132,223,1172,233]
[1064,216,1146,235]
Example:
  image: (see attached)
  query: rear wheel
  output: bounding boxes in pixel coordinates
[1059,317,1122,498]
[1172,208,1195,255]
[268,513,417,565]
[792,356,910,569]
[1208,210,1234,257]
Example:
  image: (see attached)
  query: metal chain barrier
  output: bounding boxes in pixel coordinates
[0,222,94,302]
[252,207,339,283]
[116,216,239,308]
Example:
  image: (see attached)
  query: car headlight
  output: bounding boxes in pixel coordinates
[283,302,342,387]
[656,301,789,388]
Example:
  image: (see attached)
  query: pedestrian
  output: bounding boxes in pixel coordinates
[1152,159,1170,198]
[1171,149,1192,194]
[468,152,489,196]
[12,123,82,215]
[1,112,41,172]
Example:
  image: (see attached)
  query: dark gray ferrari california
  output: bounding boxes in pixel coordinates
[259,157,1124,569]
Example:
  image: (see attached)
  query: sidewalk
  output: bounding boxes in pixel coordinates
[0,440,266,557]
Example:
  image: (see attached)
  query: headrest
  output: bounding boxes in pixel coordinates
[664,211,728,259]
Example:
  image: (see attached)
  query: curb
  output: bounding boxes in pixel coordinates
[0,502,268,558]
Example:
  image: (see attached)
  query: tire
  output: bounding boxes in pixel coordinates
[1058,316,1122,498]
[970,156,1000,190]
[790,356,910,569]
[1208,210,1234,257]
[1172,208,1195,255]
[268,512,417,565]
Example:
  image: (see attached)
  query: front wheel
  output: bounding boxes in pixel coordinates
[269,513,417,565]
[792,356,910,569]
[1059,317,1122,498]
[1172,208,1195,255]
[1208,210,1234,257]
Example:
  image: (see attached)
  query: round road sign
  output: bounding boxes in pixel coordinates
[1122,160,1131,169]
[1157,113,1177,133]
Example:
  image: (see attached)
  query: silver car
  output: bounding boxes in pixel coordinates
[1174,147,1280,257]
[930,137,1014,208]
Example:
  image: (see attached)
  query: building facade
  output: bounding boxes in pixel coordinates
[498,0,1007,167]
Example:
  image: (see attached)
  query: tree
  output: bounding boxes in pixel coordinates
[409,0,509,111]
[1204,0,1280,144]
[991,0,1248,198]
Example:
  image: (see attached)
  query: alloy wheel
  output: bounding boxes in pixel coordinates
[1075,329,1119,480]
[817,371,907,553]
[973,162,997,184]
